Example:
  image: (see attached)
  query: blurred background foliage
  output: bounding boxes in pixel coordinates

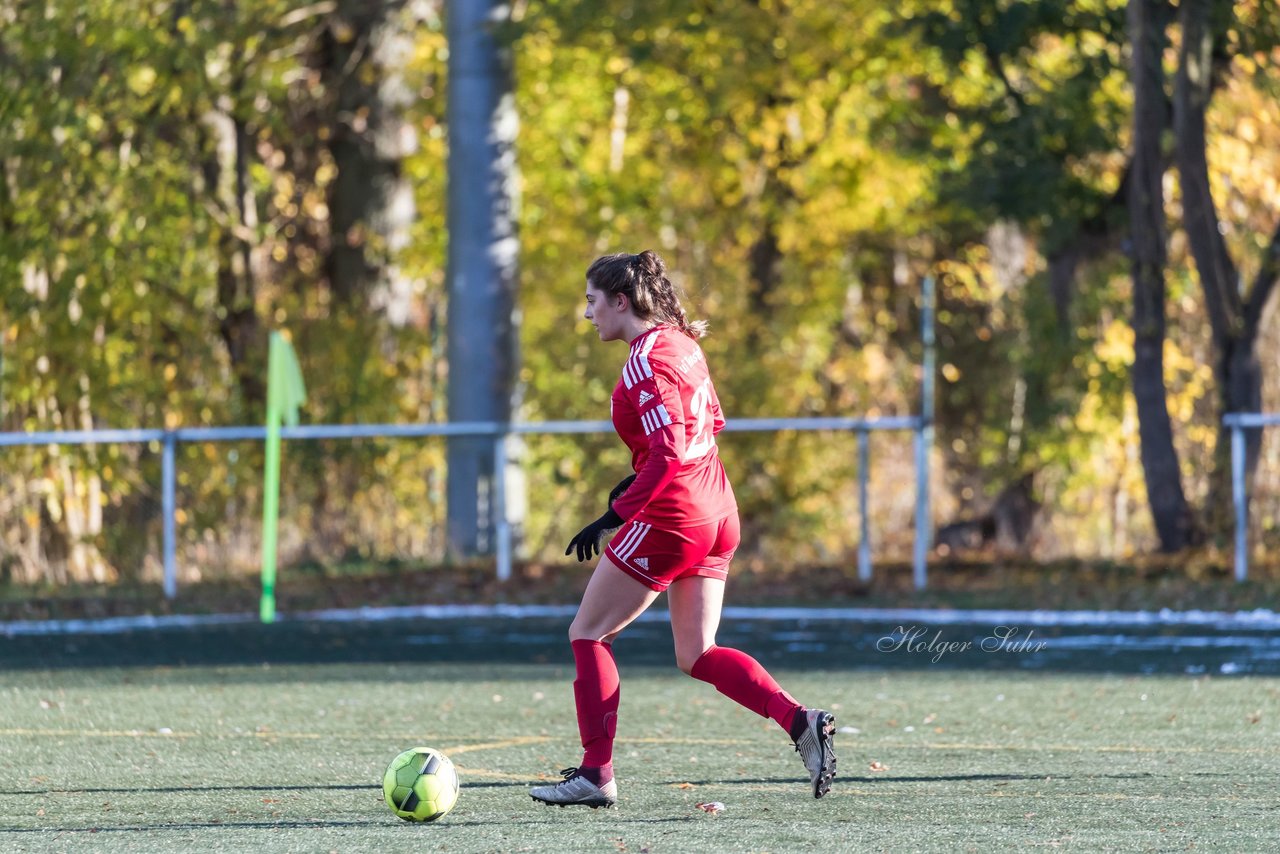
[1,0,1278,587]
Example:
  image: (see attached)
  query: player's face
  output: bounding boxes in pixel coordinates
[584,282,627,342]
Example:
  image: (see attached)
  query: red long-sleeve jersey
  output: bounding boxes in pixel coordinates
[608,325,737,527]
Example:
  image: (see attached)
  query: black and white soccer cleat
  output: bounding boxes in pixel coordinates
[530,767,618,809]
[793,709,837,798]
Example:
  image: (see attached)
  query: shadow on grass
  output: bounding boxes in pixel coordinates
[0,815,698,834]
[850,773,1163,783]
[0,783,370,796]
[0,822,386,834]
[0,780,535,797]
[665,775,1028,787]
[666,772,1166,787]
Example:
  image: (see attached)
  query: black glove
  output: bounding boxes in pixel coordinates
[565,507,625,563]
[608,474,637,508]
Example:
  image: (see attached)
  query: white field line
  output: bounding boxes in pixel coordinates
[2,603,1279,637]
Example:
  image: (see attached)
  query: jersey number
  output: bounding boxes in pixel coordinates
[685,377,716,461]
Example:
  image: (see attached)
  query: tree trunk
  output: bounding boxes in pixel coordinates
[1173,0,1274,538]
[1126,0,1197,551]
[1046,164,1131,335]
[319,0,418,320]
[444,0,521,557]
[746,224,781,350]
[203,95,264,409]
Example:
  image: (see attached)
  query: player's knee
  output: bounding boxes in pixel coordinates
[567,610,595,642]
[568,620,618,645]
[676,647,707,676]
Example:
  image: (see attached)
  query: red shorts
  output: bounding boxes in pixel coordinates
[604,513,741,592]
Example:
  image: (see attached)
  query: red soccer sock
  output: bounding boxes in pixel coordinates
[571,639,620,769]
[575,763,613,787]
[690,645,803,734]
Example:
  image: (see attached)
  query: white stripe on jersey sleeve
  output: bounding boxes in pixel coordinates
[640,404,672,436]
[623,331,658,389]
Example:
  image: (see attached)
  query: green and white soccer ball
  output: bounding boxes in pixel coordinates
[382,747,459,822]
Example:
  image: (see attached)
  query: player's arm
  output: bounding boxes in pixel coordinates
[609,474,637,507]
[608,370,686,521]
[561,473,636,563]
[565,370,685,562]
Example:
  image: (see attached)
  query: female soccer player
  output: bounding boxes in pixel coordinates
[530,251,837,809]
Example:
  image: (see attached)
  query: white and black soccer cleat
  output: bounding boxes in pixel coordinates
[530,767,618,809]
[793,709,837,798]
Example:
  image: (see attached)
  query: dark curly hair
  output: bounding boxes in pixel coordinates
[585,250,708,340]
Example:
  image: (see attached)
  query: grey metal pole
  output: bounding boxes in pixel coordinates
[162,433,177,599]
[445,0,521,557]
[494,431,512,582]
[913,275,936,590]
[1232,423,1247,582]
[857,429,871,582]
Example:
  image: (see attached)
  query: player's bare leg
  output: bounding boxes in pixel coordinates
[531,556,659,809]
[671,575,837,798]
[667,573,725,675]
[568,554,662,645]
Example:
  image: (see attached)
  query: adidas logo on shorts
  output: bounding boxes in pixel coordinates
[634,557,649,570]
[636,390,655,407]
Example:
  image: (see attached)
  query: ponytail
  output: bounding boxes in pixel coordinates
[586,250,708,340]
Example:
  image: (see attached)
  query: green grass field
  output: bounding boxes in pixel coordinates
[2,659,1278,853]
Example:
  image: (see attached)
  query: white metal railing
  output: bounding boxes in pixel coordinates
[0,415,926,598]
[1,279,941,608]
[1224,411,1280,581]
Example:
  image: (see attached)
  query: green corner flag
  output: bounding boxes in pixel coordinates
[261,331,307,623]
